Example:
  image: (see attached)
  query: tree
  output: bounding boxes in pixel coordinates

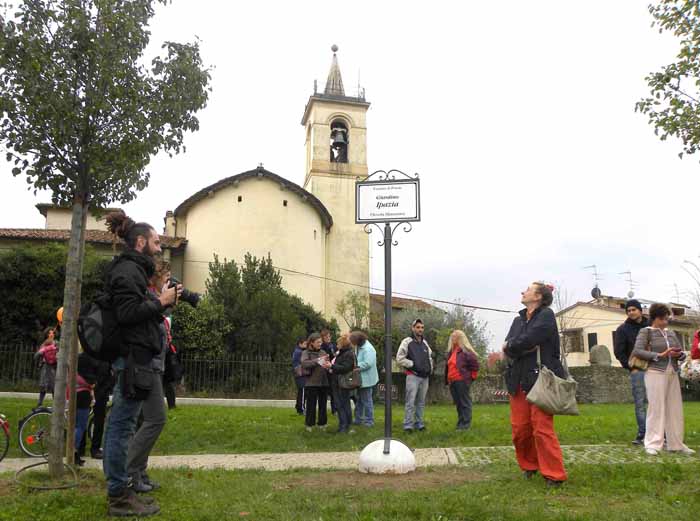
[0,243,110,344]
[335,290,369,331]
[0,0,211,476]
[179,253,337,360]
[636,1,700,160]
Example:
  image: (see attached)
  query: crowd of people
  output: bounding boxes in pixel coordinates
[29,209,700,516]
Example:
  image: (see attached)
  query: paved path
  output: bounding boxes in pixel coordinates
[2,445,696,474]
[0,392,296,408]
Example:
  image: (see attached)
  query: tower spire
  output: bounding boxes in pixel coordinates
[324,44,345,97]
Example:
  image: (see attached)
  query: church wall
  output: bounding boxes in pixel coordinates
[178,178,327,312]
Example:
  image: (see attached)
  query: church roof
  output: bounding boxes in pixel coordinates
[173,166,333,229]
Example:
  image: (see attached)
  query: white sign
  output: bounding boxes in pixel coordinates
[355,179,420,223]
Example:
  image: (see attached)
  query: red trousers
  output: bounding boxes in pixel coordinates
[509,389,567,482]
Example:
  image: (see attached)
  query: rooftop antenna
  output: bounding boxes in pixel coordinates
[672,282,682,303]
[583,264,603,299]
[618,270,639,299]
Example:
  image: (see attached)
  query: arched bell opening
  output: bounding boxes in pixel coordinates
[330,119,349,163]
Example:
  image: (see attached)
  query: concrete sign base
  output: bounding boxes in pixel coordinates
[358,439,416,474]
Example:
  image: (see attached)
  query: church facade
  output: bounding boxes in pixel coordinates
[164,48,370,325]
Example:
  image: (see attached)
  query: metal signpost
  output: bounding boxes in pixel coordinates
[356,170,420,456]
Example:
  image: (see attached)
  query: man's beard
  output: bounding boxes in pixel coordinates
[143,243,156,258]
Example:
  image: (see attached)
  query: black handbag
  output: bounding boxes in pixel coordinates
[338,354,362,390]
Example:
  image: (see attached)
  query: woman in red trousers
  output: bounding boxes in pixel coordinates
[503,282,568,487]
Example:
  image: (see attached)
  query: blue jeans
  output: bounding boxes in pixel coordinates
[630,370,647,439]
[74,407,90,451]
[103,368,143,496]
[355,386,375,426]
[404,374,429,430]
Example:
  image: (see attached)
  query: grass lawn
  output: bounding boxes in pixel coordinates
[2,398,700,520]
[2,397,700,458]
[2,461,700,520]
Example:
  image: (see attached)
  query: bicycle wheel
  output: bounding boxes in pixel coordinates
[19,409,53,458]
[0,416,8,462]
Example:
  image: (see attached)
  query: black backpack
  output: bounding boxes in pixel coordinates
[77,292,122,362]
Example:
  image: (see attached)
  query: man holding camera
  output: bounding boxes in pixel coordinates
[103,211,181,517]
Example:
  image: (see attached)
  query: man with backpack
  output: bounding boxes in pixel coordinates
[101,211,180,518]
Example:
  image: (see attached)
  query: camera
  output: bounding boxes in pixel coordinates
[169,276,201,308]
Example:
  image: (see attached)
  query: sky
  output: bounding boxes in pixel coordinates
[1,1,699,349]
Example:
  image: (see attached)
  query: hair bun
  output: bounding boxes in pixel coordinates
[105,210,135,239]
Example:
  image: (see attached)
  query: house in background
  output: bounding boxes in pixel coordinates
[0,204,186,258]
[556,294,699,367]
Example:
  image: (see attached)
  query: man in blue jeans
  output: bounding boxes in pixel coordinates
[397,319,434,432]
[102,211,180,517]
[613,299,649,445]
[351,331,378,427]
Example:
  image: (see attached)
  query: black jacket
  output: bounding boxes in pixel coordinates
[613,317,649,370]
[332,347,355,376]
[504,306,566,395]
[105,249,164,365]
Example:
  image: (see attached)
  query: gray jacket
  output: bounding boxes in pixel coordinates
[301,348,330,387]
[631,327,686,372]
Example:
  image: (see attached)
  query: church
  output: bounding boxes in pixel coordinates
[165,47,370,324]
[0,47,371,327]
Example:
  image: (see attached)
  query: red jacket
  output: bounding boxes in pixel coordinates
[444,347,480,384]
[691,330,700,360]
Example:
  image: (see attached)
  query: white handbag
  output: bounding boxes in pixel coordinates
[526,345,579,416]
[679,355,700,382]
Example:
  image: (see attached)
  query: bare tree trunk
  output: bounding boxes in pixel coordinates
[64,204,88,464]
[48,195,88,477]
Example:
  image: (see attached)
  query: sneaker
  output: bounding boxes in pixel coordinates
[631,438,644,446]
[108,489,159,517]
[523,470,538,480]
[318,425,327,430]
[305,426,314,432]
[141,472,160,491]
[645,448,659,456]
[403,428,413,434]
[127,475,153,494]
[417,426,426,432]
[545,479,563,488]
[73,453,86,467]
[91,449,104,459]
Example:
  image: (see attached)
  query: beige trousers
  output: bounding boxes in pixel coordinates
[644,364,688,451]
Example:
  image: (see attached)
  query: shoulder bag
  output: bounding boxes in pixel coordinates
[628,329,650,371]
[526,344,579,416]
[338,353,362,390]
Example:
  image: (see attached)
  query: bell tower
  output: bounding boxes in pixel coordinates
[301,45,370,324]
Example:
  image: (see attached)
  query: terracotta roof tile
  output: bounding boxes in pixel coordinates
[0,228,187,249]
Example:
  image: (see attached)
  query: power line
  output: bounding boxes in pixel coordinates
[182,258,518,314]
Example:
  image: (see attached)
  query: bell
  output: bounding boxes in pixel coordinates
[331,128,347,147]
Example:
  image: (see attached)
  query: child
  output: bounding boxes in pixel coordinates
[34,328,58,408]
[72,351,97,466]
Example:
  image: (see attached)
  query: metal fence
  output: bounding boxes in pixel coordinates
[0,345,296,398]
[0,344,39,391]
[180,353,295,399]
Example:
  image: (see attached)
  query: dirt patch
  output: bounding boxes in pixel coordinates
[275,468,486,492]
[0,478,15,497]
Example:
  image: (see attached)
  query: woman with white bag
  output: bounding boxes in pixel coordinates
[503,282,568,487]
